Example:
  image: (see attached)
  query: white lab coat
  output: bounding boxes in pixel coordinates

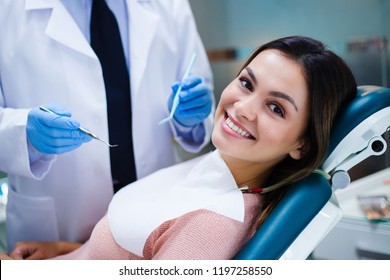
[0,0,213,251]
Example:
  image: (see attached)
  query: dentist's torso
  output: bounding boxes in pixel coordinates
[0,0,212,251]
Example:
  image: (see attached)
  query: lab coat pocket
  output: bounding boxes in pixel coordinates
[6,186,59,252]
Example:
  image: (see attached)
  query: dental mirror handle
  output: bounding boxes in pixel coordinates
[159,52,197,125]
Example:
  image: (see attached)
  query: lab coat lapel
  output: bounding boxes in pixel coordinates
[127,0,159,96]
[25,0,96,59]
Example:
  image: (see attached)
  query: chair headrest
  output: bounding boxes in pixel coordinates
[328,85,390,155]
[323,86,390,176]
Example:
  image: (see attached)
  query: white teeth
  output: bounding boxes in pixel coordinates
[225,117,251,138]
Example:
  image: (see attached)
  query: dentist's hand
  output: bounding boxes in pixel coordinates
[168,75,213,127]
[27,104,92,154]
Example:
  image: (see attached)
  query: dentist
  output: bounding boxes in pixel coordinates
[0,0,213,252]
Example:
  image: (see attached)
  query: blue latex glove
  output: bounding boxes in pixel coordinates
[168,75,212,127]
[26,104,92,154]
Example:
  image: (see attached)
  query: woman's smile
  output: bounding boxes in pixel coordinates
[224,113,255,139]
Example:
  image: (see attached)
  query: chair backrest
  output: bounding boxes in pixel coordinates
[234,85,390,260]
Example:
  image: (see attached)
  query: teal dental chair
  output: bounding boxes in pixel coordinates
[235,85,390,260]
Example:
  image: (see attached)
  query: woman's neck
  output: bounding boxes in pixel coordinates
[218,151,271,189]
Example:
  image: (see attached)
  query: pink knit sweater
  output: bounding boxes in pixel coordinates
[53,193,262,260]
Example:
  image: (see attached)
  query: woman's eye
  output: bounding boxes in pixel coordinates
[239,77,253,91]
[269,103,285,117]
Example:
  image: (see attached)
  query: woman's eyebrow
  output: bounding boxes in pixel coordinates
[245,66,298,112]
[245,67,258,85]
[270,91,298,112]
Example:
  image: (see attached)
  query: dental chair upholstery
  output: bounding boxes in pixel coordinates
[234,85,390,260]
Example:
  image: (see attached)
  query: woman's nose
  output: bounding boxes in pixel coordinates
[234,98,257,121]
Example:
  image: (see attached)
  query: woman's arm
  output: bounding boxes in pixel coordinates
[148,209,251,260]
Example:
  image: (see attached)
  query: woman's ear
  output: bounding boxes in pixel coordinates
[289,139,309,160]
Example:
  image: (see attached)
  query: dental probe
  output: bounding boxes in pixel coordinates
[39,106,118,148]
[158,52,197,125]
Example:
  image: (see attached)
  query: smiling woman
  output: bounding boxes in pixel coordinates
[212,49,310,184]
[0,36,357,260]
[233,36,357,226]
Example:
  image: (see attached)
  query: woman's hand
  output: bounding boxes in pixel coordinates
[8,241,82,260]
[0,252,14,259]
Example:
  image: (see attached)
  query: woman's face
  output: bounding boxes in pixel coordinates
[212,50,309,175]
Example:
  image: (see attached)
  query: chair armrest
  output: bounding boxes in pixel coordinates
[234,173,331,260]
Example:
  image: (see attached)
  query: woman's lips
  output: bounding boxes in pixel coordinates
[224,114,255,139]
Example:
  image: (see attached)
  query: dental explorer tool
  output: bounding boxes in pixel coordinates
[158,52,197,125]
[39,106,118,148]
